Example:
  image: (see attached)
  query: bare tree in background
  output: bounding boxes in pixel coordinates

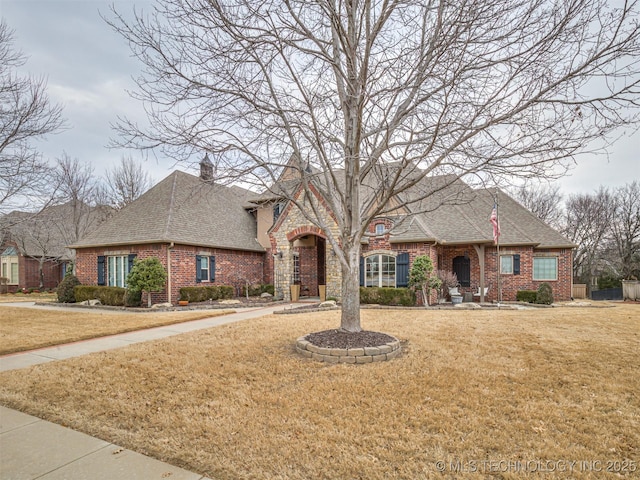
[509,182,564,230]
[0,20,64,217]
[103,156,153,209]
[564,188,614,288]
[610,182,640,280]
[51,153,111,261]
[108,0,639,331]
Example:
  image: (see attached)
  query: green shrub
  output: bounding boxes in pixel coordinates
[57,274,81,303]
[242,283,275,296]
[535,282,554,305]
[125,289,142,307]
[516,290,537,303]
[360,287,416,306]
[179,285,235,302]
[126,257,167,307]
[74,286,127,306]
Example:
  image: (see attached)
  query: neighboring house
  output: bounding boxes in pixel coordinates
[0,200,106,292]
[71,156,576,304]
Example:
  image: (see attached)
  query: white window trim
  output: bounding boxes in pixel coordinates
[500,255,514,274]
[364,253,397,288]
[533,256,558,281]
[1,256,19,285]
[375,224,385,236]
[199,256,210,283]
[107,255,130,288]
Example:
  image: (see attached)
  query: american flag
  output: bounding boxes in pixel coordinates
[490,203,500,244]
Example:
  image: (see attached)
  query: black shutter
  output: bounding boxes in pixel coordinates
[359,256,365,287]
[513,254,521,275]
[127,254,137,272]
[209,256,216,282]
[196,255,202,283]
[396,252,410,287]
[97,256,105,286]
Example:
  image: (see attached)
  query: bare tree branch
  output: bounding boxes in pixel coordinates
[0,20,65,216]
[106,0,640,330]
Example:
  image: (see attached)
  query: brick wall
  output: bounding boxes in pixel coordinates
[75,243,266,304]
[438,245,573,302]
[18,255,63,291]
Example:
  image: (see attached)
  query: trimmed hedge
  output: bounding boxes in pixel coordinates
[360,287,416,306]
[242,284,275,296]
[516,290,538,303]
[74,286,127,306]
[179,285,234,302]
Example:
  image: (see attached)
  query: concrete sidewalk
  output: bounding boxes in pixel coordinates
[0,406,212,480]
[0,303,289,479]
[1,304,287,372]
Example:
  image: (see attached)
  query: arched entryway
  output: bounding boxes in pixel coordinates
[291,234,326,297]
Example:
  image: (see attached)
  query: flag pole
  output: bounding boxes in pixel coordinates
[495,189,501,307]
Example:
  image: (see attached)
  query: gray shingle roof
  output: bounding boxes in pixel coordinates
[71,171,264,252]
[247,167,573,249]
[396,179,574,248]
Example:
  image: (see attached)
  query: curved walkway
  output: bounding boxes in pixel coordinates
[0,303,288,480]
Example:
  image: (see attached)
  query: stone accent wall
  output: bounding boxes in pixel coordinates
[270,189,342,301]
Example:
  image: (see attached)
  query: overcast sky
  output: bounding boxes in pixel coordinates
[1,0,638,195]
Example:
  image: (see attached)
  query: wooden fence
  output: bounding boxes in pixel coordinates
[572,284,587,299]
[622,280,640,301]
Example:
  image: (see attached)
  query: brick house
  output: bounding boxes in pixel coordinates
[71,156,575,305]
[0,202,103,293]
[257,170,575,304]
[70,158,265,305]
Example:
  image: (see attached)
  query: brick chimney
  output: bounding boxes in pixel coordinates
[200,154,213,181]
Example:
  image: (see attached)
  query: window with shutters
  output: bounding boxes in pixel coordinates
[107,256,130,287]
[500,254,521,275]
[196,255,216,283]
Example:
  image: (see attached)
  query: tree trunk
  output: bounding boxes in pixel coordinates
[340,246,361,332]
[38,259,45,290]
[147,291,152,308]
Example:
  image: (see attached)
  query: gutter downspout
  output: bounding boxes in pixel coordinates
[167,242,174,304]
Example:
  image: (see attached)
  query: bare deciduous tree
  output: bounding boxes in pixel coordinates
[0,20,65,216]
[509,181,564,230]
[610,181,640,280]
[102,156,153,209]
[563,187,614,288]
[51,153,111,261]
[108,0,640,331]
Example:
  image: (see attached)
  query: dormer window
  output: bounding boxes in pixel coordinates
[273,202,284,223]
[375,223,385,236]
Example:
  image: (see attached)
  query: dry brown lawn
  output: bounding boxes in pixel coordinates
[0,306,232,355]
[0,304,638,479]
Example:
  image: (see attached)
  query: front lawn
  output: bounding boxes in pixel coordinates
[0,306,233,355]
[0,305,638,479]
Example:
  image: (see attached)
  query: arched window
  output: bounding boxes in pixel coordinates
[365,254,396,287]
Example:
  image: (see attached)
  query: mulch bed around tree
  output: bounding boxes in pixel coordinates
[305,329,396,348]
